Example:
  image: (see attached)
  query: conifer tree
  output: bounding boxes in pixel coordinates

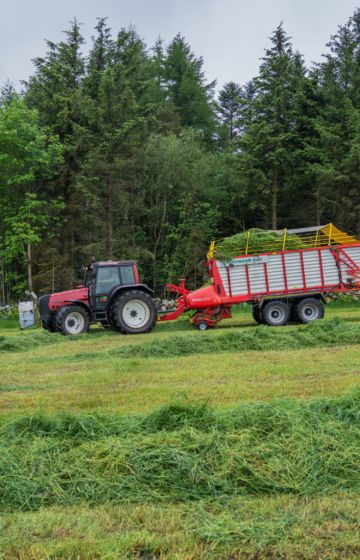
[164,34,216,139]
[25,19,88,284]
[239,24,307,228]
[312,9,360,230]
[217,81,243,141]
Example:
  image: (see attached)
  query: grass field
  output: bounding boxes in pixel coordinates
[1,302,360,559]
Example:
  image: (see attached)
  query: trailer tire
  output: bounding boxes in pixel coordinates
[55,305,90,336]
[295,298,324,324]
[290,305,300,323]
[262,301,290,327]
[111,290,157,334]
[251,305,263,324]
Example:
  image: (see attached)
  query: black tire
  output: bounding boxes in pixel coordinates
[42,318,57,333]
[197,321,208,331]
[295,298,324,324]
[101,320,122,332]
[262,300,290,327]
[55,305,90,336]
[111,290,157,334]
[290,304,300,323]
[251,305,263,324]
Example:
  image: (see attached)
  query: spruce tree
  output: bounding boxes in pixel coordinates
[164,34,216,139]
[217,81,243,142]
[239,24,307,229]
[25,19,88,284]
[312,8,360,231]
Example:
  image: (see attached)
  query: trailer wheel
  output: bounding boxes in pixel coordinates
[197,321,208,331]
[262,301,290,327]
[111,290,157,334]
[251,305,263,324]
[55,305,90,335]
[295,298,324,324]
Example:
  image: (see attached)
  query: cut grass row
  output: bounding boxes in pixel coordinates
[81,318,360,359]
[1,390,360,512]
[2,312,360,356]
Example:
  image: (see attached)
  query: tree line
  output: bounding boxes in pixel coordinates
[1,10,360,301]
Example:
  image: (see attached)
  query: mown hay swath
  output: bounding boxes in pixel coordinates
[1,390,359,512]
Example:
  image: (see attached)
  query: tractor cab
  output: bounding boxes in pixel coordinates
[38,259,156,336]
[83,260,140,310]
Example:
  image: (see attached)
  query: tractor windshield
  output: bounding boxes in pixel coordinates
[96,266,121,293]
[84,268,93,288]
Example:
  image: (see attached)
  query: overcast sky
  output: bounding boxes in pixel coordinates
[1,0,359,91]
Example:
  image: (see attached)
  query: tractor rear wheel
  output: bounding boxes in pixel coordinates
[55,305,90,336]
[111,290,157,334]
[262,300,290,327]
[42,318,57,333]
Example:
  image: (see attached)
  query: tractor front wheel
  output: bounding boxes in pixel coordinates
[55,305,90,336]
[111,290,157,334]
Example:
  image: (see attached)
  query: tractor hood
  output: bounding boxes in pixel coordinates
[49,287,89,311]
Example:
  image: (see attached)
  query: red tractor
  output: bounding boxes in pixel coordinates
[38,260,157,335]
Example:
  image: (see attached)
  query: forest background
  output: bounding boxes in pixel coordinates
[1,9,360,300]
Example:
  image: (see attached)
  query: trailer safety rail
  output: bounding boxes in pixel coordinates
[207,224,359,259]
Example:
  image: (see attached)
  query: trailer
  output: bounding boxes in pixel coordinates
[159,224,360,329]
[38,223,360,335]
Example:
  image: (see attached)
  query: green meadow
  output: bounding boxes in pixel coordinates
[1,302,360,559]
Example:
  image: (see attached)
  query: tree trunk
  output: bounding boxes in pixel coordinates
[271,169,278,230]
[27,243,33,293]
[230,115,233,140]
[316,183,321,226]
[153,193,168,293]
[0,259,5,306]
[107,183,113,259]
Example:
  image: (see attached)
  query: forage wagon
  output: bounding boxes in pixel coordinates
[38,224,360,334]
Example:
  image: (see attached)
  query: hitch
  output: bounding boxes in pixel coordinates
[157,279,189,322]
[165,278,190,297]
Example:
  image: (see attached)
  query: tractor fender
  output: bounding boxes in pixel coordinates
[107,284,154,309]
[62,300,94,321]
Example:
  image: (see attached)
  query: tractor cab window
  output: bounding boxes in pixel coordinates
[96,266,120,293]
[120,265,135,285]
[84,269,93,288]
